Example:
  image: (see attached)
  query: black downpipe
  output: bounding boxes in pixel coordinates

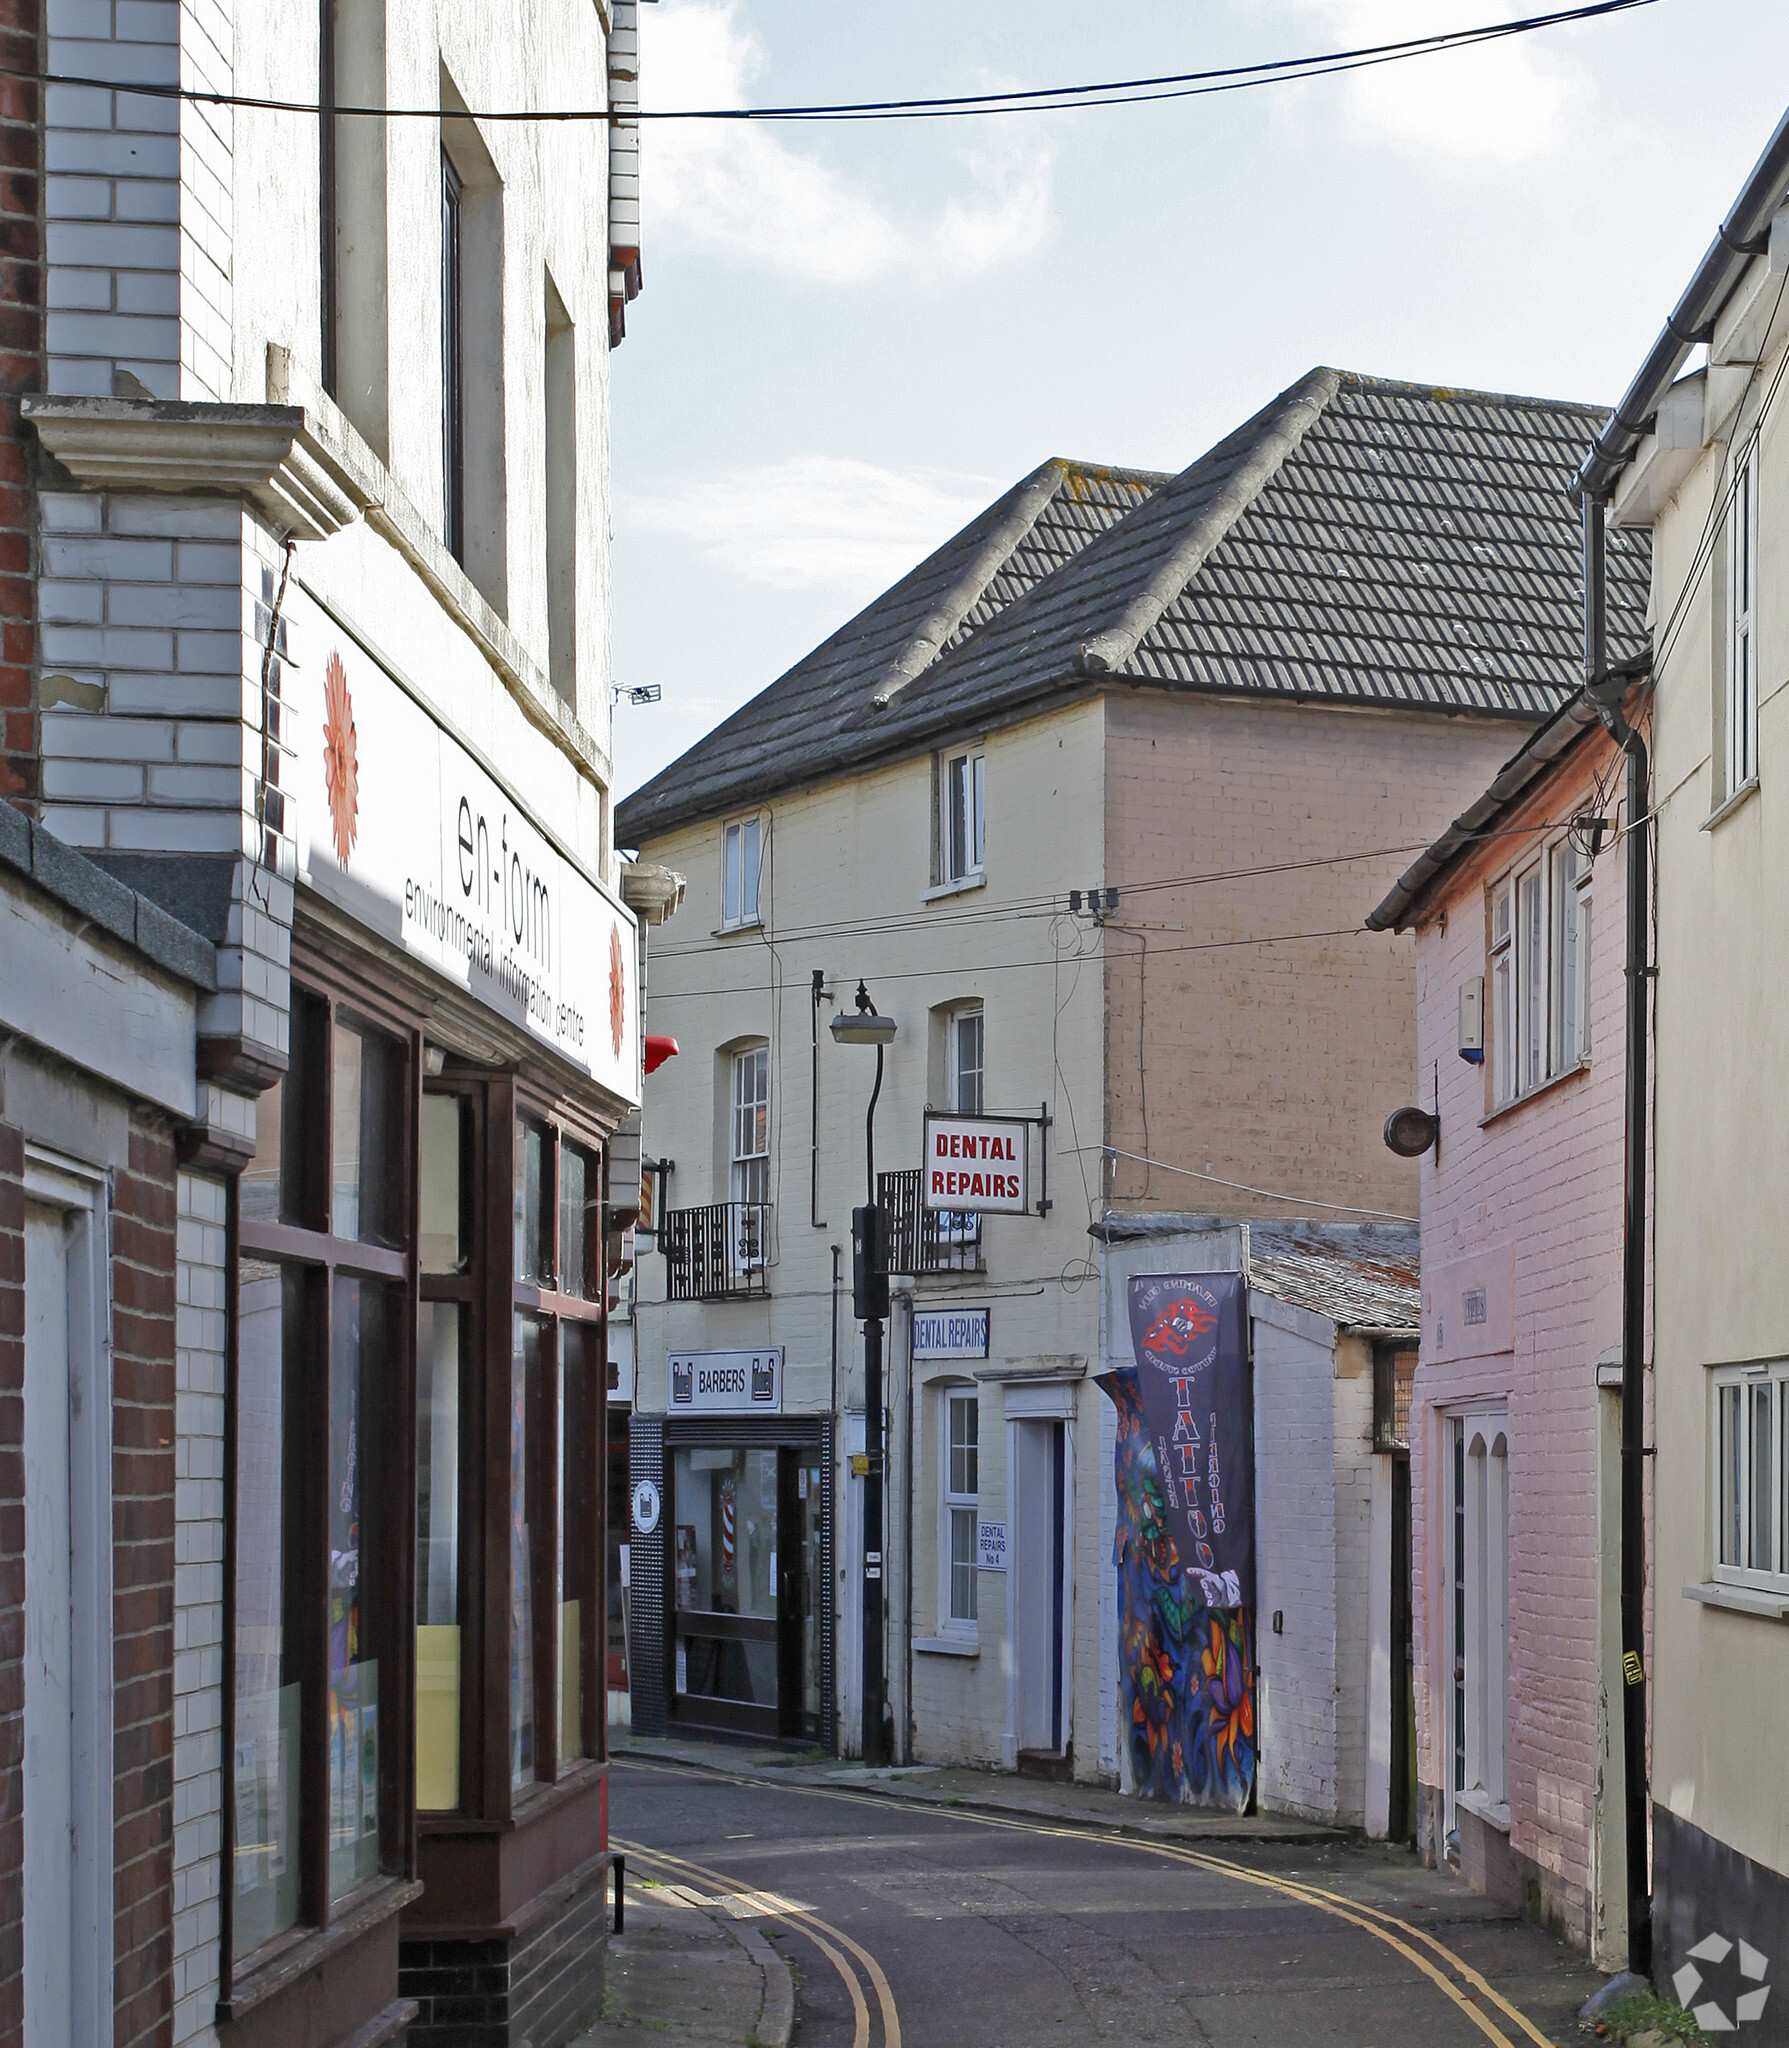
[811,970,828,1228]
[1584,493,1653,1980]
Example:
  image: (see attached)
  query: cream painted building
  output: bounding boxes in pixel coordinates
[617,370,1634,1809]
[2,5,648,2045]
[1582,105,1789,2021]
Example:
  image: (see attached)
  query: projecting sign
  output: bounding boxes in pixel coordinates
[668,1347,783,1415]
[923,1113,1029,1214]
[977,1520,1008,1571]
[911,1307,991,1361]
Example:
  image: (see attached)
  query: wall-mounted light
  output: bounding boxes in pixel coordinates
[1384,1105,1440,1158]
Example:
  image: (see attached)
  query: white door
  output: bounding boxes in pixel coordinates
[25,1203,74,2047]
[1010,1419,1064,1755]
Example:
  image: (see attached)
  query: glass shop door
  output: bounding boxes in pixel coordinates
[668,1445,781,1737]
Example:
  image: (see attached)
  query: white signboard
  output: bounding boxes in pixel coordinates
[923,1114,1029,1214]
[287,598,640,1106]
[668,1348,783,1415]
[977,1519,1008,1571]
[911,1307,990,1361]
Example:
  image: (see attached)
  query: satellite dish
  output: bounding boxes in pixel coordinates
[1383,1106,1440,1158]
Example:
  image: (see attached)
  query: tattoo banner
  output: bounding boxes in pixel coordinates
[1126,1273,1254,1608]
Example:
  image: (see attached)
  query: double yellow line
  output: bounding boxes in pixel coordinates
[614,1759,1558,2048]
[618,1834,902,2048]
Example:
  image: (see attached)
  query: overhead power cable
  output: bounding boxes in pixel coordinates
[4,1,1656,126]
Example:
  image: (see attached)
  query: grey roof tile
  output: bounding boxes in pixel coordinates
[618,369,1650,845]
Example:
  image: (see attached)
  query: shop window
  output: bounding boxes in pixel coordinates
[232,991,411,1965]
[942,1391,979,1632]
[1712,1362,1789,1588]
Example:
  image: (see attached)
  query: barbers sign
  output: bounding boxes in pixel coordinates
[923,1114,1029,1214]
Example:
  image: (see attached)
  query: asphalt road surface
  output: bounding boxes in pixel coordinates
[612,1756,1607,2048]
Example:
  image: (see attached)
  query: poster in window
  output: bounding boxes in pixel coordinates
[674,1524,698,1610]
[1125,1273,1255,1608]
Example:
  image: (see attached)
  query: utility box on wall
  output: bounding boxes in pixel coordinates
[1459,976,1485,1064]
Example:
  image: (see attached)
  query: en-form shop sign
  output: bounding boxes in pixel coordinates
[286,594,640,1107]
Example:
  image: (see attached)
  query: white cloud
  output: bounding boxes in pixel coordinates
[1275,0,1590,162]
[622,455,1007,590]
[645,1,1054,282]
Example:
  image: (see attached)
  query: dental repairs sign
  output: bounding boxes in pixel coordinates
[923,1113,1029,1214]
[288,604,639,1106]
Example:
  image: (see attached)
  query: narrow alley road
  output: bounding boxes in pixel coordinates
[611,1757,1605,2048]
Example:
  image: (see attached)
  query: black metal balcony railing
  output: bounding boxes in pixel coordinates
[878,1170,982,1276]
[663,1203,771,1301]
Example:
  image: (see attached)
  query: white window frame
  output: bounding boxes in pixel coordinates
[722,814,763,931]
[1444,1408,1509,1838]
[941,1387,979,1634]
[1727,436,1760,800]
[729,1046,770,1269]
[1489,836,1595,1107]
[944,1004,984,1116]
[940,747,986,886]
[1550,839,1592,1074]
[1710,1362,1789,1590]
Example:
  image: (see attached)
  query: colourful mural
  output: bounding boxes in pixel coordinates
[1101,1368,1256,1811]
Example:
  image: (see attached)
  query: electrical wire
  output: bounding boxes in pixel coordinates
[1093,1146,1418,1225]
[0,1,1656,125]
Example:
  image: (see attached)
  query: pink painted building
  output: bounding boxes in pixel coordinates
[1368,686,1651,1966]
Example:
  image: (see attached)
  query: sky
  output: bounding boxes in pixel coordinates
[608,0,1789,808]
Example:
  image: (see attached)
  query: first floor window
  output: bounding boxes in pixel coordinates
[1727,436,1760,798]
[944,1392,979,1628]
[942,747,985,883]
[1551,840,1592,1070]
[1713,1363,1789,1585]
[1490,879,1514,1106]
[731,1046,770,1208]
[1448,1412,1508,1826]
[723,815,762,928]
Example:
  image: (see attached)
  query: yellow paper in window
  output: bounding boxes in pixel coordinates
[416,1624,461,1810]
[559,1600,581,1761]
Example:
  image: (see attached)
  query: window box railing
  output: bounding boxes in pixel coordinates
[663,1203,771,1301]
[878,1170,982,1276]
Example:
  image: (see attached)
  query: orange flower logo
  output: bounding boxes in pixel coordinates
[609,924,626,1059]
[322,651,359,866]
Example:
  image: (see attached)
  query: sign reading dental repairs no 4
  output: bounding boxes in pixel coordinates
[923,1113,1029,1214]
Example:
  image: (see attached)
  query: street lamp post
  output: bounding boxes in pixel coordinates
[830,981,896,1767]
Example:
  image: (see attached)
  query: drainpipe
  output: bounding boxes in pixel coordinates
[1583,492,1653,1980]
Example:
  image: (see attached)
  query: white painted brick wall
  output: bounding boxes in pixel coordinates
[43,0,232,401]
[173,1168,226,2048]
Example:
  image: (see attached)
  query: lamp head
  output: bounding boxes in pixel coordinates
[830,980,896,1046]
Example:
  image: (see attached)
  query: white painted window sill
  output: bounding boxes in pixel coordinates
[1684,1579,1789,1621]
[914,1635,980,1658]
[711,918,765,939]
[1457,1790,1511,1834]
[1480,1055,1590,1128]
[923,873,985,905]
[1702,776,1760,833]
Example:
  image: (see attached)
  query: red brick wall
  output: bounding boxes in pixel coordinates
[112,1116,178,2048]
[0,0,40,808]
[0,1122,23,2048]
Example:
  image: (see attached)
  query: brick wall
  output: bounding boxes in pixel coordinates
[1101,691,1526,1221]
[0,1122,23,2048]
[171,1169,223,2048]
[0,0,42,809]
[112,1112,179,2048]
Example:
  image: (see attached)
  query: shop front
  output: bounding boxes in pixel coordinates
[221,602,640,2048]
[627,1354,834,1745]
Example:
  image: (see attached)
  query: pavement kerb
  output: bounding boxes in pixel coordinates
[731,1915,794,2048]
[612,1739,1350,1852]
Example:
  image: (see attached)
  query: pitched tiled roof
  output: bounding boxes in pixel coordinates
[616,459,1161,843]
[618,370,1649,846]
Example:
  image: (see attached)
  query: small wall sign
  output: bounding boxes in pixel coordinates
[977,1519,1008,1571]
[668,1347,783,1414]
[911,1307,991,1361]
[631,1480,661,1535]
